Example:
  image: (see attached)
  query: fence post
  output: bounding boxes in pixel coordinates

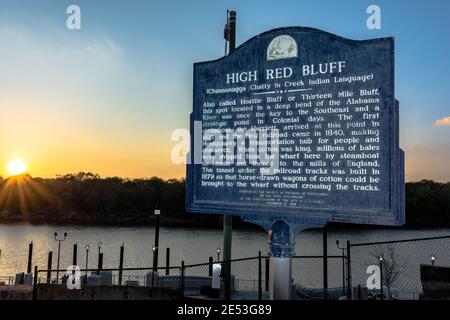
[46,251,53,284]
[208,257,213,277]
[118,244,124,285]
[98,253,103,272]
[265,257,270,291]
[27,242,33,274]
[346,240,352,300]
[32,266,38,301]
[166,248,170,276]
[72,243,78,266]
[258,251,262,300]
[180,261,185,300]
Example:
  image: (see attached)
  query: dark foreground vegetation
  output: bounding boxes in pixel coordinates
[0,173,449,228]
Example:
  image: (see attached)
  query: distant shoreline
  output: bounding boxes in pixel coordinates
[1,176,449,230]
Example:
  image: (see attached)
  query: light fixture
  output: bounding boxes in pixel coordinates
[431,255,436,265]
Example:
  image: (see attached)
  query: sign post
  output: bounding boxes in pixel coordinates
[187,24,405,300]
[268,220,294,299]
[222,9,236,301]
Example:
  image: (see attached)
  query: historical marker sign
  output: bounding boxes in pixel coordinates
[186,27,404,229]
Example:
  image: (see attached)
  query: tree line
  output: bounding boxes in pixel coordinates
[0,173,449,228]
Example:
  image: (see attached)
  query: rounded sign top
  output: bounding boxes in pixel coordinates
[267,35,298,61]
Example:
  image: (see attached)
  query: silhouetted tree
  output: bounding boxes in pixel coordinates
[0,176,449,228]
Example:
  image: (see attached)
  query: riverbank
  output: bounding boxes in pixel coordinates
[1,176,449,229]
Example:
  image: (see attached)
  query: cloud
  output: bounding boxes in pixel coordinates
[0,25,126,82]
[434,116,450,127]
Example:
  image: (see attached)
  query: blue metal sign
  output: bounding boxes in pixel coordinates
[186,27,404,230]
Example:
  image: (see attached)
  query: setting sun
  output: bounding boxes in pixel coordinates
[7,159,27,176]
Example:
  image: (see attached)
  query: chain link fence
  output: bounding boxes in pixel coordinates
[33,266,182,300]
[349,235,450,300]
[20,234,450,300]
[182,255,267,300]
[292,256,346,300]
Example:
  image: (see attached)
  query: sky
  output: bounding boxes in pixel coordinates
[0,0,449,181]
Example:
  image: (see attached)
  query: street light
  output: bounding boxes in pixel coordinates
[217,247,221,262]
[336,240,346,297]
[153,208,161,272]
[54,232,67,284]
[431,255,436,266]
[85,245,90,284]
[378,255,384,301]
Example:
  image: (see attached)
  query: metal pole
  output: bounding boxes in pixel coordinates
[56,241,61,283]
[180,261,185,299]
[209,257,213,277]
[73,243,77,266]
[46,251,52,284]
[54,232,67,284]
[165,248,170,275]
[222,10,236,301]
[322,226,328,300]
[258,251,262,300]
[379,259,384,300]
[265,257,270,291]
[154,214,160,270]
[119,244,124,285]
[32,265,38,300]
[346,240,352,299]
[152,249,157,274]
[342,249,346,296]
[27,241,33,274]
[97,242,102,273]
[99,253,103,271]
[85,245,89,284]
[269,220,294,300]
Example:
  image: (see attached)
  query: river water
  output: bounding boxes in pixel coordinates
[0,224,449,298]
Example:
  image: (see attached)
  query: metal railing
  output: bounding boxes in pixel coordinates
[15,233,450,300]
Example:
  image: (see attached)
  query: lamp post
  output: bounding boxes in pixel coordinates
[151,246,157,286]
[152,246,157,273]
[217,247,221,262]
[85,245,90,284]
[379,255,384,300]
[153,208,160,271]
[54,232,67,284]
[431,255,436,266]
[336,240,346,297]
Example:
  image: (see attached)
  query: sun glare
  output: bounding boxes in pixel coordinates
[7,159,27,176]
